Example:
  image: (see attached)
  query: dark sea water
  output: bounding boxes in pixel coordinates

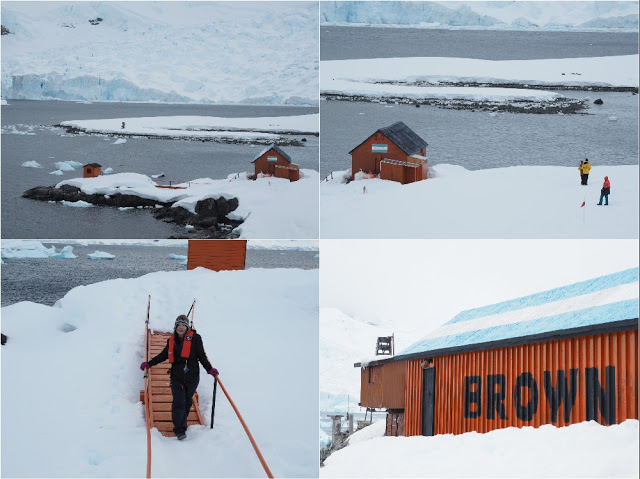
[320,28,639,178]
[0,244,319,307]
[321,26,639,61]
[1,101,319,239]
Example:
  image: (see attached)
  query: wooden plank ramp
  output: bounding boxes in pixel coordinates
[142,332,205,437]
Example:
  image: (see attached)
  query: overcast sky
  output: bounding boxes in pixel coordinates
[320,239,639,338]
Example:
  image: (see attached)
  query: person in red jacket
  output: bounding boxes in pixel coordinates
[140,315,218,440]
[597,176,611,206]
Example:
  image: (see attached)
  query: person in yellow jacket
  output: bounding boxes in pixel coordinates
[578,160,584,183]
[581,158,592,185]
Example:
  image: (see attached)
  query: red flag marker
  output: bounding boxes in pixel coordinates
[581,201,585,207]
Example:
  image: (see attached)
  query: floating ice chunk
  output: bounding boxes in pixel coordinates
[1,99,8,106]
[103,167,114,174]
[118,207,134,211]
[151,173,165,179]
[181,259,188,266]
[609,116,618,121]
[50,246,77,259]
[88,251,115,260]
[50,170,64,175]
[22,161,42,168]
[169,254,188,260]
[61,200,94,208]
[488,112,498,117]
[155,204,163,208]
[113,138,127,145]
[185,225,195,230]
[54,161,76,172]
[1,240,55,258]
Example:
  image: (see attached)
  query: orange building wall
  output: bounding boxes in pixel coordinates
[187,240,247,271]
[359,361,407,409]
[402,330,638,436]
[254,150,291,176]
[83,165,101,178]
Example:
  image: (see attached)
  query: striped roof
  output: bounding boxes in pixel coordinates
[350,121,427,156]
[252,144,292,163]
[399,268,639,358]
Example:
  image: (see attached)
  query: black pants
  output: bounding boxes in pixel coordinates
[170,377,199,435]
[581,173,589,185]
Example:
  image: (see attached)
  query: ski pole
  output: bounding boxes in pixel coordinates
[211,377,218,429]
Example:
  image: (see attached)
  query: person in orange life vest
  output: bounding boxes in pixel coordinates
[140,314,218,440]
[598,176,611,205]
[581,158,592,185]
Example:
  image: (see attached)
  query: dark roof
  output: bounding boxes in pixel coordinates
[350,121,428,155]
[84,163,102,167]
[251,144,292,163]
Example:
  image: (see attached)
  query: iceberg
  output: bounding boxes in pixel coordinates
[87,251,115,260]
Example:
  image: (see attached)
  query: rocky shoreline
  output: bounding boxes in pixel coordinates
[54,124,311,146]
[322,93,588,114]
[22,185,243,239]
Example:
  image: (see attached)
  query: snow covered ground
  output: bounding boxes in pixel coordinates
[321,1,639,31]
[320,165,638,238]
[321,55,639,101]
[1,267,319,477]
[55,170,319,239]
[321,419,639,477]
[1,2,318,104]
[60,114,319,140]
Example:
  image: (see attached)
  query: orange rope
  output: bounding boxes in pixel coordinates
[215,377,274,478]
[143,295,152,479]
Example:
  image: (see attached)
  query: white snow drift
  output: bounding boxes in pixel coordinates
[320,164,639,238]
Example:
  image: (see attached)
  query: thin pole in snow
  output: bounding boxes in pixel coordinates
[211,377,218,429]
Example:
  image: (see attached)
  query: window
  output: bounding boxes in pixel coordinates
[86,168,92,174]
[267,156,278,162]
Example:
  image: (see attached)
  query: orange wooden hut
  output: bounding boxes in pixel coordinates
[252,144,299,181]
[356,268,638,437]
[350,121,428,184]
[83,163,102,178]
[187,240,247,271]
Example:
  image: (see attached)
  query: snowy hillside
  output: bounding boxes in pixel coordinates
[1,2,319,104]
[321,419,639,477]
[1,268,319,477]
[320,1,639,31]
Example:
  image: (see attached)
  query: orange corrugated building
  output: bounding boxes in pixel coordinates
[83,163,102,178]
[350,121,428,184]
[187,240,247,271]
[357,268,639,437]
[252,144,299,181]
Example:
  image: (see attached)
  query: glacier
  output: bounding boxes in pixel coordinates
[320,1,639,31]
[1,2,319,104]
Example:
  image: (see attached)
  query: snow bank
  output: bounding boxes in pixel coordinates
[56,170,319,239]
[1,2,318,104]
[61,114,319,138]
[1,240,76,259]
[320,165,639,238]
[322,420,639,477]
[321,56,639,97]
[1,268,318,477]
[88,251,115,260]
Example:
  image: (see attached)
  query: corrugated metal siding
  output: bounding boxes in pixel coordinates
[254,151,290,176]
[187,240,247,271]
[352,132,408,176]
[422,330,639,436]
[359,361,406,409]
[404,359,425,436]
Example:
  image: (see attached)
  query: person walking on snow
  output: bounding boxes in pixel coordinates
[140,315,218,440]
[581,158,592,185]
[598,176,611,206]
